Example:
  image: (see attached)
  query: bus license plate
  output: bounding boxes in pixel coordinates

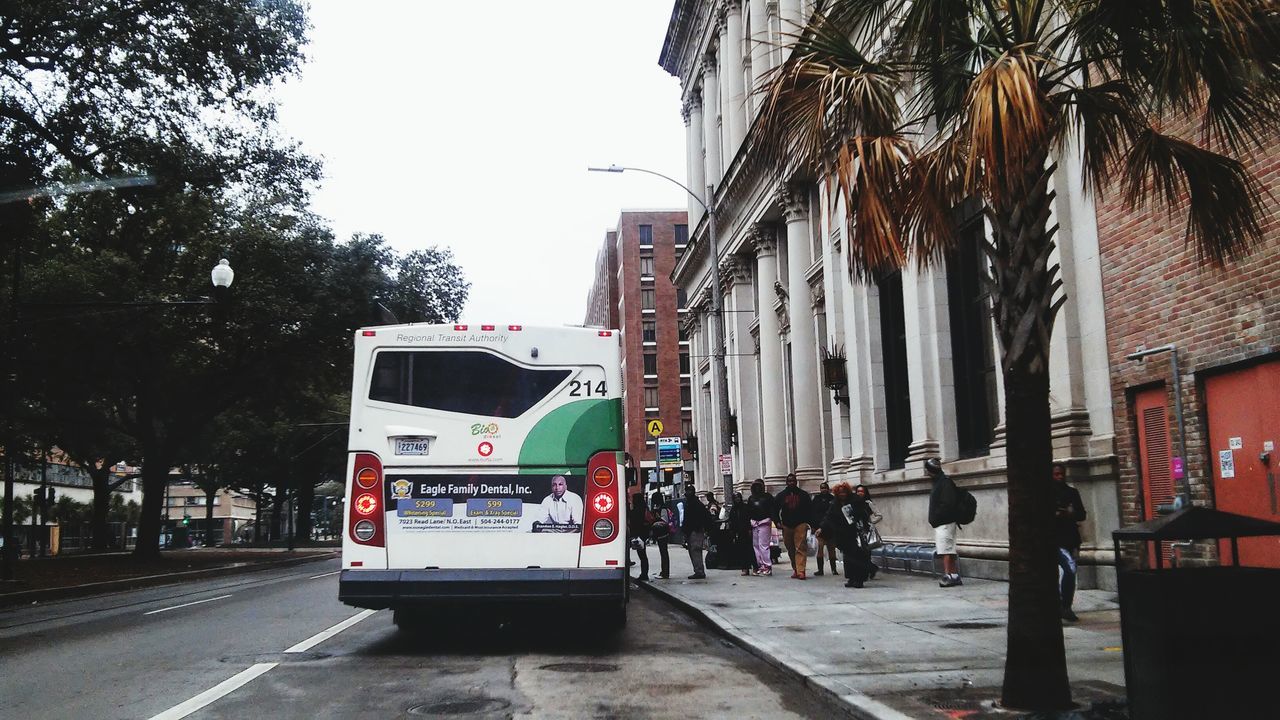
[395,438,432,456]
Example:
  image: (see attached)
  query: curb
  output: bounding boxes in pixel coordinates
[0,551,340,607]
[635,578,917,720]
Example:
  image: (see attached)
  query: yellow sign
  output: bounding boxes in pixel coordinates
[647,419,664,437]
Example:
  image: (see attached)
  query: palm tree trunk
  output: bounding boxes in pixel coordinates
[986,153,1072,709]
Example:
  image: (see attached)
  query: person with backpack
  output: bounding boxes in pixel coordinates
[727,491,754,576]
[649,495,672,579]
[926,457,971,587]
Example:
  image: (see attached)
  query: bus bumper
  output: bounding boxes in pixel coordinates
[339,567,627,610]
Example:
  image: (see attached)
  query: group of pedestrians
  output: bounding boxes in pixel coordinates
[628,458,1088,619]
[718,474,883,588]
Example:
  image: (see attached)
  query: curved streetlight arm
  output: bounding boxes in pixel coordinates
[587,166,711,216]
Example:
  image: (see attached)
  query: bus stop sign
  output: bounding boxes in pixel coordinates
[647,419,664,437]
[657,437,682,468]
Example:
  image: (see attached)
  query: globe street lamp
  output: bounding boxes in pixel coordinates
[588,164,735,510]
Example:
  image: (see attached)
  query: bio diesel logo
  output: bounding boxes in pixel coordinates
[471,423,499,437]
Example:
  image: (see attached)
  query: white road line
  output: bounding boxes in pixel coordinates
[143,594,233,616]
[147,662,278,720]
[308,570,341,579]
[285,609,377,653]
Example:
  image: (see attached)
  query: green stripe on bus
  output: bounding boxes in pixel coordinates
[517,398,623,467]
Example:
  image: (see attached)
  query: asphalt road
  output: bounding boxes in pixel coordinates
[0,559,838,719]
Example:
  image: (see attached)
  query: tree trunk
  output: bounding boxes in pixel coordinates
[89,464,113,550]
[270,488,283,542]
[204,486,216,546]
[134,457,170,559]
[986,154,1072,710]
[296,477,314,543]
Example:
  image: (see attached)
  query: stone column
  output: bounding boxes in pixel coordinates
[722,256,762,484]
[752,226,788,482]
[701,54,722,189]
[720,1,747,159]
[779,0,803,38]
[684,95,706,229]
[782,186,823,481]
[748,0,771,100]
[900,263,957,463]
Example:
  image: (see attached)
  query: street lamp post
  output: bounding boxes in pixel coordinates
[588,165,735,508]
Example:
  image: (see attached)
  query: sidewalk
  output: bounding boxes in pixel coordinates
[636,550,1126,720]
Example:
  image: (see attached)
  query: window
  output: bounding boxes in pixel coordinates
[640,256,655,277]
[644,386,660,408]
[681,384,692,408]
[643,353,658,375]
[876,271,912,469]
[639,224,653,246]
[676,288,687,309]
[679,352,690,374]
[642,289,655,310]
[678,322,689,342]
[947,204,998,458]
[674,224,688,245]
[369,350,569,418]
[642,320,656,343]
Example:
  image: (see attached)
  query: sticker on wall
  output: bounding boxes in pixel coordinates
[1266,441,1276,453]
[1219,449,1236,479]
[1229,437,1244,450]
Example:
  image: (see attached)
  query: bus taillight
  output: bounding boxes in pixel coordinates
[508,325,522,331]
[348,452,385,547]
[453,324,468,331]
[583,451,620,546]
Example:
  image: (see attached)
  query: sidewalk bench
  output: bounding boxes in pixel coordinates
[872,542,939,576]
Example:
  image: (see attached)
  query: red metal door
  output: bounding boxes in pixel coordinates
[1206,359,1280,568]
[1133,386,1176,565]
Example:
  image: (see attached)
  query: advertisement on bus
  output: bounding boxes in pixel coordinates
[385,472,587,533]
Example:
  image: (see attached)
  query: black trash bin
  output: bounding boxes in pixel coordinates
[1112,507,1280,720]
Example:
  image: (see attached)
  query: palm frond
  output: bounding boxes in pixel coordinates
[752,10,904,177]
[964,48,1054,202]
[1050,79,1143,194]
[903,134,970,267]
[1122,129,1266,264]
[830,135,912,280]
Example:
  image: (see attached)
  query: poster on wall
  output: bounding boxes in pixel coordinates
[1219,450,1236,479]
[386,472,584,533]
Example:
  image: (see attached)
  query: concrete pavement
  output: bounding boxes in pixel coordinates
[635,549,1126,719]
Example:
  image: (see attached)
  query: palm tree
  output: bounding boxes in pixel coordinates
[754,0,1278,709]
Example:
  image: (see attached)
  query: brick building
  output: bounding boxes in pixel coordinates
[1100,138,1280,568]
[585,210,693,501]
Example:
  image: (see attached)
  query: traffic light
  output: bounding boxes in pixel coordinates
[46,488,54,505]
[182,514,191,526]
[33,487,43,503]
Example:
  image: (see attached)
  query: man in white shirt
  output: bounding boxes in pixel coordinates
[538,475,583,527]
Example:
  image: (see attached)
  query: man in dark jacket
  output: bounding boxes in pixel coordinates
[774,473,813,579]
[680,485,713,579]
[810,482,838,576]
[1053,463,1087,621]
[627,493,650,582]
[926,458,962,587]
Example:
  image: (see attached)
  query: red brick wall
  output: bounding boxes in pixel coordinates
[1099,132,1280,549]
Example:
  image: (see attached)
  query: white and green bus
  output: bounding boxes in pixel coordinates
[338,323,628,628]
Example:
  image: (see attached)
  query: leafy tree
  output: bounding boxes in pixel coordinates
[383,245,470,324]
[0,0,308,181]
[754,0,1278,708]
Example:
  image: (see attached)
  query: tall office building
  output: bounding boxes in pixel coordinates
[585,210,693,501]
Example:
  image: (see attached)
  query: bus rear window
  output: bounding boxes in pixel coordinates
[368,350,572,418]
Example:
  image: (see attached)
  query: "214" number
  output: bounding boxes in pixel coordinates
[568,380,606,397]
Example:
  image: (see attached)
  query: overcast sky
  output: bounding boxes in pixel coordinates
[275,1,689,326]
